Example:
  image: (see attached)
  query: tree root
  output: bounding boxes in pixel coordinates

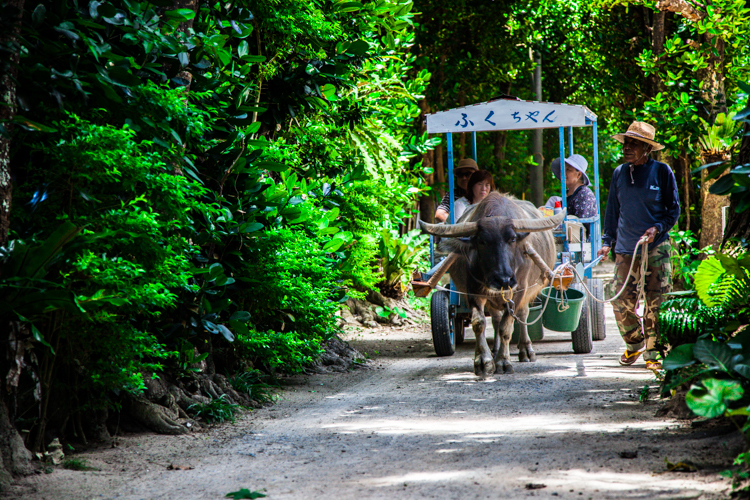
[211,374,250,407]
[127,368,275,434]
[126,396,189,435]
[309,335,369,374]
[0,398,32,488]
[200,378,224,402]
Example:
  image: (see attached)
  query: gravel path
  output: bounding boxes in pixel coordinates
[9,303,742,500]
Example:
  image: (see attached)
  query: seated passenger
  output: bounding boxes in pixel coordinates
[411,170,496,297]
[434,158,478,222]
[548,154,597,237]
[455,169,495,221]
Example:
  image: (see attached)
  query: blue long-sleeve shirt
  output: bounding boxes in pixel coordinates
[602,158,680,255]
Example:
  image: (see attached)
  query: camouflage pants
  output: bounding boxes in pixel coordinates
[607,241,672,361]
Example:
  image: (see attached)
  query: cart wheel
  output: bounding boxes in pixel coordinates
[454,315,466,345]
[431,290,455,356]
[571,296,593,354]
[589,278,606,341]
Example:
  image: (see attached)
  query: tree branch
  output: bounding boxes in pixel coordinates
[656,0,706,22]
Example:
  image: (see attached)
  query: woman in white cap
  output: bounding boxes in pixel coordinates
[549,153,597,235]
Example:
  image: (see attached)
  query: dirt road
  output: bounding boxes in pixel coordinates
[9,304,742,500]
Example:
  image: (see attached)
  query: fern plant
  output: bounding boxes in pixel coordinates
[378,228,429,298]
[659,253,750,347]
[659,296,727,346]
[694,254,750,310]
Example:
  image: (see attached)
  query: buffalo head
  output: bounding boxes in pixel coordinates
[419,210,565,293]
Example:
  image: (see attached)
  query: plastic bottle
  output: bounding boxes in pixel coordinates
[553,200,562,215]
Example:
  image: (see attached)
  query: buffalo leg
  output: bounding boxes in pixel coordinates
[470,299,494,376]
[491,309,514,374]
[515,304,537,363]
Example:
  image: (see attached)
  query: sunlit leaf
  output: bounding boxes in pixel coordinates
[686,378,743,418]
[13,116,57,133]
[346,40,369,56]
[164,8,196,21]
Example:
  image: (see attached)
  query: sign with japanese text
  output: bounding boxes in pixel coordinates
[426,100,596,134]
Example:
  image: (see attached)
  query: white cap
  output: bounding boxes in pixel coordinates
[551,154,590,186]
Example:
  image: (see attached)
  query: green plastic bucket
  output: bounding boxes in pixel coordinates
[511,301,543,343]
[540,287,585,332]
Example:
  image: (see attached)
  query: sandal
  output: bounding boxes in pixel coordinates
[645,360,662,371]
[619,348,644,366]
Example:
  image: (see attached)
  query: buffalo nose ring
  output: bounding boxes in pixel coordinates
[500,288,512,302]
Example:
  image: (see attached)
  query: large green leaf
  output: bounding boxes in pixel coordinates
[13,116,57,133]
[693,338,733,371]
[733,364,750,380]
[663,344,697,370]
[346,40,369,56]
[335,1,364,12]
[729,328,750,359]
[694,257,726,306]
[686,378,743,418]
[708,173,737,196]
[164,8,196,21]
[4,222,80,280]
[716,254,746,279]
[0,289,84,317]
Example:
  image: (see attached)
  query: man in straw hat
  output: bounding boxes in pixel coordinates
[597,121,680,371]
[434,158,478,222]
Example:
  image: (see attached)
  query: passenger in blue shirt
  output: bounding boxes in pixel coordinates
[597,121,680,372]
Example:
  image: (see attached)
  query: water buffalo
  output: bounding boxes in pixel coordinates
[420,192,565,376]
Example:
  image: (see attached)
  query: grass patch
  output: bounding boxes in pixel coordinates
[188,394,241,424]
[63,458,99,471]
[230,370,278,405]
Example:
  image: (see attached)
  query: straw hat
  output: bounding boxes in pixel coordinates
[454,158,479,175]
[612,121,664,151]
[551,154,590,186]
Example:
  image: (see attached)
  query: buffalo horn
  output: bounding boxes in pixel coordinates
[510,209,567,233]
[418,220,478,237]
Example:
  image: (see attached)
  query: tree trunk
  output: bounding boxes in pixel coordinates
[172,0,199,89]
[419,148,436,224]
[671,153,693,231]
[435,143,445,199]
[418,99,435,224]
[0,0,25,249]
[457,91,466,159]
[493,132,507,169]
[701,34,727,122]
[531,50,543,206]
[650,11,666,98]
[0,0,33,489]
[699,154,731,250]
[0,397,32,487]
[723,99,750,247]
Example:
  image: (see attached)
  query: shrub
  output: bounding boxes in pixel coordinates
[231,227,344,372]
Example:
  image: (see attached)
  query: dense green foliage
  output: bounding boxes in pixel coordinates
[658,96,750,485]
[2,0,750,481]
[0,0,433,448]
[413,0,750,232]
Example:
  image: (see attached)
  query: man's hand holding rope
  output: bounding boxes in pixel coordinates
[598,226,658,261]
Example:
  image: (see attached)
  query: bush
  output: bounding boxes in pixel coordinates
[232,227,344,372]
[13,117,208,400]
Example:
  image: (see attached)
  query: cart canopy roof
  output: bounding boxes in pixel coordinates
[426,99,597,134]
